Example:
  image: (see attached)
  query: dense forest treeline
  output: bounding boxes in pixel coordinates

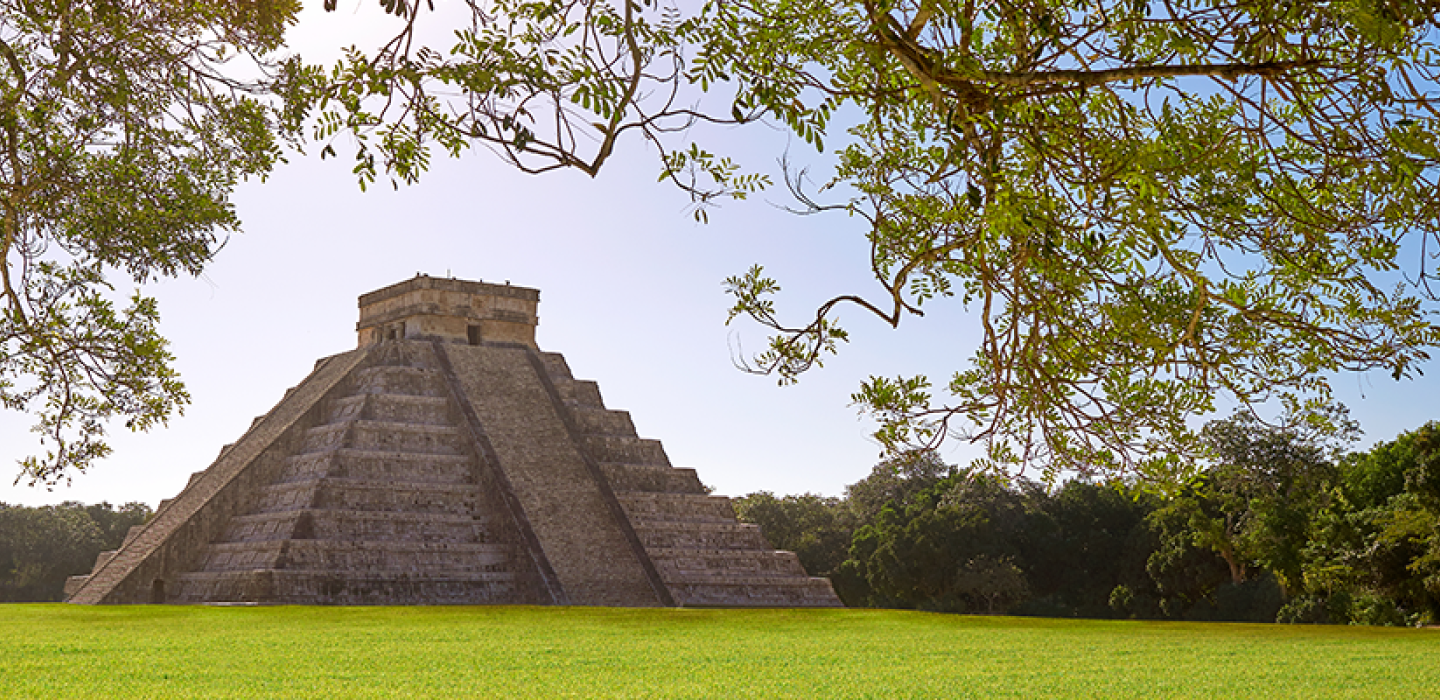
[736,413,1440,626]
[3,412,1437,623]
[0,502,152,602]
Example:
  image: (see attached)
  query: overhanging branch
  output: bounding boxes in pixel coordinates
[978,60,1323,88]
[867,8,1322,110]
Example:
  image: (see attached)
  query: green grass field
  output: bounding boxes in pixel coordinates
[2,605,1436,698]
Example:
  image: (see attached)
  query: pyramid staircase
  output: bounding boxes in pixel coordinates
[163,343,543,604]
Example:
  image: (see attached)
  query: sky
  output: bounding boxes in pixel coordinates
[3,3,1439,508]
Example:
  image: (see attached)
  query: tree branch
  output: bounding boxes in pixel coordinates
[868,9,1321,111]
[978,60,1324,88]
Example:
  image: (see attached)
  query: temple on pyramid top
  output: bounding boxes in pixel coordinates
[356,275,540,347]
[65,276,841,607]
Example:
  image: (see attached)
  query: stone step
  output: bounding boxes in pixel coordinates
[64,575,90,598]
[536,352,573,380]
[325,394,453,426]
[661,570,831,587]
[278,449,475,484]
[71,543,144,600]
[568,406,637,437]
[87,549,119,575]
[551,378,603,408]
[645,547,808,578]
[582,434,669,467]
[350,365,447,397]
[221,510,490,544]
[122,524,146,547]
[626,512,739,528]
[168,569,520,605]
[196,540,512,573]
[297,421,467,455]
[603,465,707,494]
[630,521,772,550]
[616,492,737,522]
[254,478,483,515]
[667,577,843,607]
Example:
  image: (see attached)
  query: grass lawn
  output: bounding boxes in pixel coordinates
[2,605,1436,698]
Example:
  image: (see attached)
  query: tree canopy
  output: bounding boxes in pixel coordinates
[7,0,1440,487]
[288,0,1440,482]
[0,1,299,484]
[733,417,1440,624]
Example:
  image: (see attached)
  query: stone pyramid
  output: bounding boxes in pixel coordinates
[65,276,841,606]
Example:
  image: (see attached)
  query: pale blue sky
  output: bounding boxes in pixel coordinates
[2,4,1436,507]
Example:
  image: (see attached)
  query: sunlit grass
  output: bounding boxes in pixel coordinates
[2,605,1437,698]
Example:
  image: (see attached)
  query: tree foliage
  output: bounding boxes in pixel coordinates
[779,417,1440,625]
[278,0,755,197]
[1285,422,1440,624]
[0,0,300,484]
[732,491,856,577]
[844,449,956,521]
[1150,406,1355,592]
[844,472,1037,613]
[289,0,1440,482]
[0,500,150,602]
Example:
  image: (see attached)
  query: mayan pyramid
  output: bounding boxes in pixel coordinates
[65,275,841,606]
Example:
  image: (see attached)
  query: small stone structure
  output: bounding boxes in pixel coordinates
[65,276,841,606]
